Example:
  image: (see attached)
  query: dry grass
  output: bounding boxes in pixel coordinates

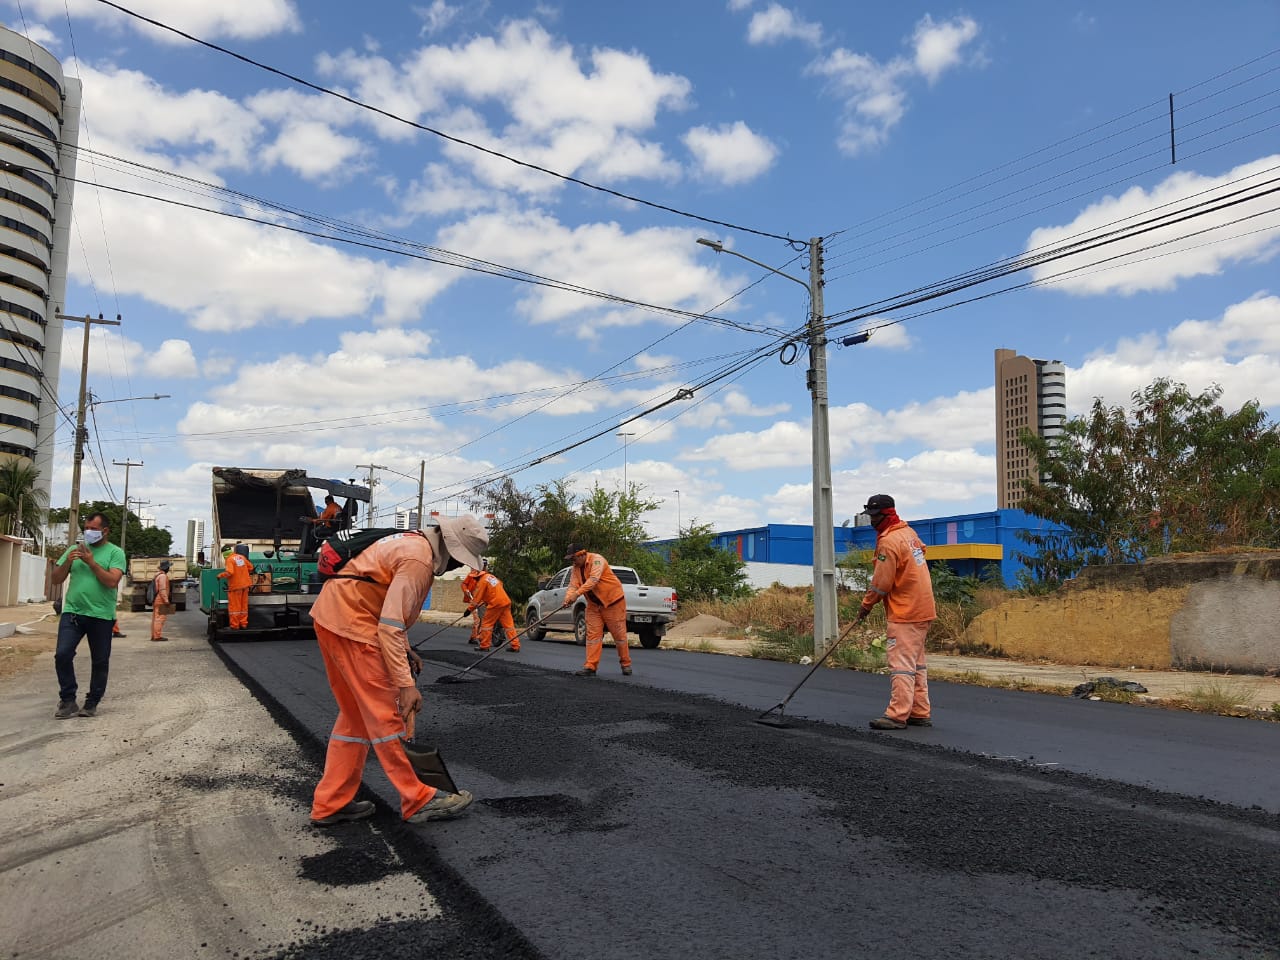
[1168,680,1259,716]
[680,585,814,635]
[748,627,887,673]
[930,668,1073,697]
[663,637,718,654]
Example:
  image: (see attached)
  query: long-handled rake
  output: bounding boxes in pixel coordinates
[435,604,567,685]
[755,620,860,729]
[410,611,471,653]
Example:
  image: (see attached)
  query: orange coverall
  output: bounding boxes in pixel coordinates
[470,572,518,651]
[309,532,437,821]
[567,552,630,671]
[860,521,937,724]
[461,569,484,641]
[218,552,254,629]
[150,570,170,641]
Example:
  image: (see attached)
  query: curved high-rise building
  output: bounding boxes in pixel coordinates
[0,25,80,512]
[995,349,1067,509]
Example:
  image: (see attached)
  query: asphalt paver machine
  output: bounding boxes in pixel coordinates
[200,467,371,641]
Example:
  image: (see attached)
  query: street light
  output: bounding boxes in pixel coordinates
[375,462,427,528]
[616,432,636,491]
[673,489,681,535]
[697,236,840,656]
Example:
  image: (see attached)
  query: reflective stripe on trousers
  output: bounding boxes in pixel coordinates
[884,619,932,723]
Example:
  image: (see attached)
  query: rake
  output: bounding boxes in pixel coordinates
[434,604,567,685]
[410,611,472,653]
[755,620,860,728]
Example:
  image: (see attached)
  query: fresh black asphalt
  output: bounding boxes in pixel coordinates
[219,626,1280,960]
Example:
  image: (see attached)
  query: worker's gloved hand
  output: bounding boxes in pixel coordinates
[564,590,576,604]
[398,685,423,723]
[856,607,870,623]
[407,649,423,677]
[465,606,475,616]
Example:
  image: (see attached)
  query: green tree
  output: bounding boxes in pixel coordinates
[1017,378,1280,581]
[53,500,173,562]
[665,522,752,601]
[0,458,46,540]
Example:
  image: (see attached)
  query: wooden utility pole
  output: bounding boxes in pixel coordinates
[57,312,121,535]
[113,459,143,558]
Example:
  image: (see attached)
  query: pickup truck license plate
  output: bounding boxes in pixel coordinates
[632,615,652,623]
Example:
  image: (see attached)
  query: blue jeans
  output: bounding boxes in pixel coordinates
[55,613,114,705]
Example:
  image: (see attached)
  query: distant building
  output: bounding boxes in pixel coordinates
[185,518,206,563]
[0,27,82,511]
[995,349,1066,509]
[394,509,421,530]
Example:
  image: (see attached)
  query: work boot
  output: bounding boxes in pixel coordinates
[621,666,633,676]
[477,645,491,652]
[869,716,906,730]
[508,644,521,653]
[907,716,932,727]
[573,668,596,677]
[407,789,474,823]
[78,702,98,718]
[54,699,78,719]
[468,637,479,646]
[311,800,376,826]
[150,636,169,642]
[113,630,126,638]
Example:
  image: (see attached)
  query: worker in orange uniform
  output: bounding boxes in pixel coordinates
[564,543,631,677]
[856,494,937,730]
[308,516,488,826]
[218,544,254,630]
[150,560,171,642]
[460,566,484,646]
[309,495,342,532]
[468,568,519,652]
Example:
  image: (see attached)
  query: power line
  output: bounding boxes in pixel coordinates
[91,0,796,244]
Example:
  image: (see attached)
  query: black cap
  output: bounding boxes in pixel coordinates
[863,494,895,512]
[564,542,586,560]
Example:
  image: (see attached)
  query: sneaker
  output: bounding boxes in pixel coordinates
[906,716,932,727]
[407,789,474,823]
[150,637,169,642]
[54,699,78,719]
[621,666,633,676]
[311,800,375,826]
[112,632,126,638]
[573,668,596,677]
[869,716,907,730]
[78,703,98,718]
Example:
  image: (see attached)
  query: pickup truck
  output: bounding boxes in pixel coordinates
[524,565,677,649]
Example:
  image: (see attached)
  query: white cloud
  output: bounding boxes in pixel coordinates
[809,14,980,154]
[23,0,300,41]
[9,20,59,49]
[683,121,779,184]
[727,0,754,11]
[144,339,199,378]
[415,1,462,35]
[746,4,822,46]
[259,119,369,182]
[59,327,196,380]
[912,14,980,84]
[1027,156,1280,295]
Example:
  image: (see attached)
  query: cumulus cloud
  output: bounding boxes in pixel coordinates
[9,20,59,50]
[23,0,300,41]
[809,14,980,154]
[683,121,779,184]
[144,339,199,377]
[1026,155,1280,295]
[746,4,822,46]
[414,0,462,36]
[60,327,197,380]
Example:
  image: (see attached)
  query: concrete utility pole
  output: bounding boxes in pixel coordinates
[355,463,387,524]
[696,237,840,656]
[616,431,636,491]
[113,459,143,559]
[673,489,681,536]
[417,460,426,531]
[58,312,121,535]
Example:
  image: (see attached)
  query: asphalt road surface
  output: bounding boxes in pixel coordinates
[219,624,1280,960]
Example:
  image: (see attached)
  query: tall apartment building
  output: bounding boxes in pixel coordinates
[185,518,206,562]
[0,27,81,510]
[995,349,1066,509]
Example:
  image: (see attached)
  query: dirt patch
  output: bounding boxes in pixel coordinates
[667,613,736,639]
[0,634,54,680]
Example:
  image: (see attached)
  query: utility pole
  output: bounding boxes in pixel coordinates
[617,431,636,491]
[113,459,143,559]
[58,312,121,535]
[355,463,387,524]
[807,236,838,657]
[417,460,425,530]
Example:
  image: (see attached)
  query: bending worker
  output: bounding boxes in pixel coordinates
[856,494,936,730]
[564,543,632,677]
[468,567,519,653]
[218,544,254,630]
[151,560,171,642]
[460,566,484,646]
[309,516,488,827]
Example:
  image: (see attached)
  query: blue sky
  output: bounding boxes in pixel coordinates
[4,0,1279,548]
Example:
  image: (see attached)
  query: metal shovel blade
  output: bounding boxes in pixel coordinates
[754,704,793,729]
[402,741,459,794]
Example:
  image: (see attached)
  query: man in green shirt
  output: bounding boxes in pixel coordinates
[51,512,127,718]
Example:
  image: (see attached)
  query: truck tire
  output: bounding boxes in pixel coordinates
[526,607,546,641]
[637,627,661,649]
[573,607,587,646]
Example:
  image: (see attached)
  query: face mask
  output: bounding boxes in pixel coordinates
[83,529,104,545]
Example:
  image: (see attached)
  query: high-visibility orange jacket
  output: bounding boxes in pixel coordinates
[860,521,936,623]
[315,502,340,525]
[566,552,624,607]
[461,569,481,604]
[310,532,434,689]
[470,572,510,610]
[218,552,254,590]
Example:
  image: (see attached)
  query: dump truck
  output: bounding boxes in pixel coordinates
[199,467,371,641]
[125,555,189,612]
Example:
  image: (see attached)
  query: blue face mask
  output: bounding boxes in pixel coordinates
[83,529,105,545]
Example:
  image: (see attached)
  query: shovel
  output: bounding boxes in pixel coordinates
[400,702,460,794]
[435,604,567,685]
[755,620,860,729]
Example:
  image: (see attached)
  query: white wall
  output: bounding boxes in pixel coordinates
[743,562,814,589]
[18,551,46,602]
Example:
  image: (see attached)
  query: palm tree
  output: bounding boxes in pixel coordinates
[0,458,46,542]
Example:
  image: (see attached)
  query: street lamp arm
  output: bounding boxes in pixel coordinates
[90,393,171,407]
[696,238,809,294]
